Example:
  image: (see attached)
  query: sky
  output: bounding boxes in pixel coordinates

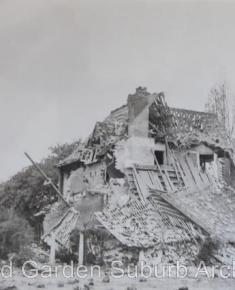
[0,0,235,181]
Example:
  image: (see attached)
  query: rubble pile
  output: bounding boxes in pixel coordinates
[41,87,235,267]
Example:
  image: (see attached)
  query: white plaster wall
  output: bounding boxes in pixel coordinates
[63,162,106,199]
[185,144,215,169]
[115,136,165,171]
[193,144,214,155]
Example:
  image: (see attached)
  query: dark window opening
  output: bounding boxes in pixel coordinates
[217,149,228,158]
[217,150,223,158]
[199,154,214,171]
[105,172,110,184]
[154,150,164,165]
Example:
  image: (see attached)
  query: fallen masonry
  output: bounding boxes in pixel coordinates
[38,87,235,268]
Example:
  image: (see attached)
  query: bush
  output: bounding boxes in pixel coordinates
[196,237,219,265]
[0,207,34,263]
[14,246,34,267]
[56,247,77,264]
[0,141,80,234]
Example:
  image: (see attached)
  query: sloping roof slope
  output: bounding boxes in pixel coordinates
[170,108,230,149]
[43,207,80,248]
[58,105,128,167]
[149,97,230,149]
[96,195,203,248]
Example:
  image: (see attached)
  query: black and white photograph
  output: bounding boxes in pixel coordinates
[0,0,235,289]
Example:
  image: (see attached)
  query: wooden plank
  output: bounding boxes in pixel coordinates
[149,170,164,191]
[151,149,169,191]
[132,166,149,200]
[185,155,204,190]
[175,156,190,188]
[180,156,197,190]
[152,150,165,178]
[184,156,198,186]
[165,141,182,185]
[163,168,176,192]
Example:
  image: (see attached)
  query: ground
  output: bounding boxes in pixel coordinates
[0,269,234,290]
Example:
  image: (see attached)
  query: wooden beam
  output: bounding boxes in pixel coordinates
[78,231,84,266]
[24,152,70,207]
[49,233,56,267]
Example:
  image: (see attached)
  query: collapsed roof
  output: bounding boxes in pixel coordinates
[96,191,205,248]
[59,87,232,167]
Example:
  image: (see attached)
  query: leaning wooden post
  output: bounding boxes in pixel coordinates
[49,233,56,267]
[24,152,70,207]
[78,231,84,266]
[138,249,145,269]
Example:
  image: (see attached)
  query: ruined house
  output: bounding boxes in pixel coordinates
[42,87,235,266]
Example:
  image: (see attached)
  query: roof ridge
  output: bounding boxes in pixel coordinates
[170,107,217,116]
